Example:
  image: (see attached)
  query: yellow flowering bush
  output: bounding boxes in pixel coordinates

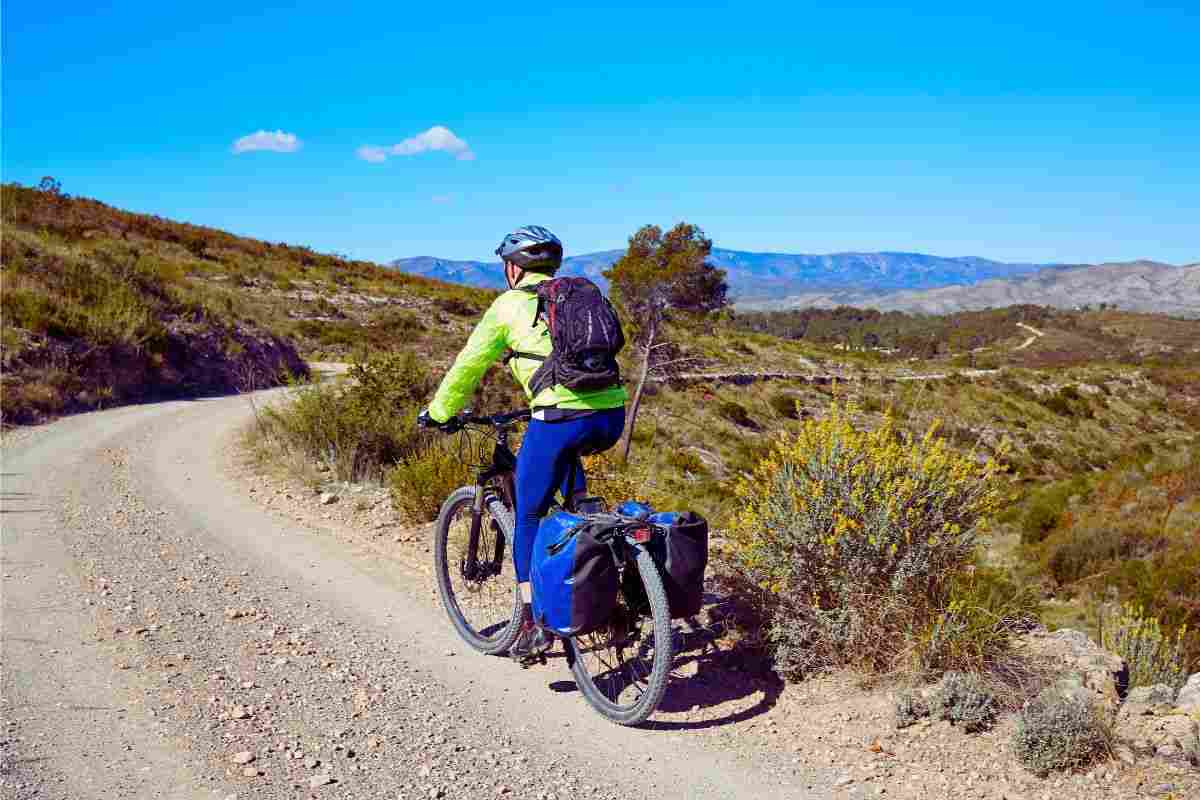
[727,402,1008,677]
[1100,603,1190,690]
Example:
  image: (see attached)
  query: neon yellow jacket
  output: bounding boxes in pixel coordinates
[427,272,629,422]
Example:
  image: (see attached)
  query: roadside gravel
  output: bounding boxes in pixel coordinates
[1,392,821,799]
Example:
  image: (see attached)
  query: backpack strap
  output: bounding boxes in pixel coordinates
[502,350,547,365]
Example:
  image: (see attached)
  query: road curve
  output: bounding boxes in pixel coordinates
[2,391,832,799]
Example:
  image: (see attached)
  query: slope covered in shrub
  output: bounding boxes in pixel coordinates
[1,182,495,424]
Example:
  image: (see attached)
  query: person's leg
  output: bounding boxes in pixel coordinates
[514,408,628,584]
[558,408,626,507]
[513,419,579,589]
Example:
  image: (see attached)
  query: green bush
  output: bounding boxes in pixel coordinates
[1012,690,1112,775]
[256,351,431,482]
[717,400,757,429]
[930,671,997,732]
[1020,479,1088,545]
[727,404,1007,678]
[1099,603,1190,691]
[768,392,802,419]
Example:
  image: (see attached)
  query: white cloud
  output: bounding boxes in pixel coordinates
[431,193,454,203]
[357,125,474,163]
[232,130,302,154]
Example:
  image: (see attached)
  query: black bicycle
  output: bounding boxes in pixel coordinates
[429,410,673,726]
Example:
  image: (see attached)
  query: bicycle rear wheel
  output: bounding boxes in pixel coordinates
[565,547,673,725]
[433,486,522,655]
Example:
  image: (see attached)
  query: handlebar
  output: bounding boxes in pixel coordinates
[445,409,532,431]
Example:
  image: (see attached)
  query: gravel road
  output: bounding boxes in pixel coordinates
[1,391,833,799]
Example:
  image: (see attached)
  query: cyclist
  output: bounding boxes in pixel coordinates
[418,226,628,659]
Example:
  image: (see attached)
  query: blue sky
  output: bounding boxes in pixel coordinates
[4,2,1198,265]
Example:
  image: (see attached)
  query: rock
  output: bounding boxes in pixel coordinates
[319,493,338,505]
[1016,628,1128,712]
[1176,673,1200,712]
[1116,711,1199,763]
[309,773,334,788]
[1118,684,1176,725]
[231,751,255,765]
[230,705,250,720]
[241,767,258,778]
[304,756,319,769]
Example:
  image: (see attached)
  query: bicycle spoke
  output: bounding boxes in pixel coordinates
[443,501,513,642]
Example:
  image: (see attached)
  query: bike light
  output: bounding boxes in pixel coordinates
[631,527,653,543]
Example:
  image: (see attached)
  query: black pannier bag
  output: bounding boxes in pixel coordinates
[647,511,709,618]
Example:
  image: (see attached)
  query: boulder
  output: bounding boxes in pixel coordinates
[1118,683,1177,723]
[1176,673,1200,713]
[1015,627,1128,712]
[1116,710,1199,765]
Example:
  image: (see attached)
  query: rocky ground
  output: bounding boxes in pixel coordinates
[238,434,1200,800]
[2,389,1197,800]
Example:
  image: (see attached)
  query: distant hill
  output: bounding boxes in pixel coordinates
[389,249,1049,298]
[743,260,1200,317]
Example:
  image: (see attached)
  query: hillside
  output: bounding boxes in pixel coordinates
[391,248,1048,299]
[0,183,495,424]
[745,260,1200,317]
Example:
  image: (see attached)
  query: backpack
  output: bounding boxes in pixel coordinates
[510,277,625,397]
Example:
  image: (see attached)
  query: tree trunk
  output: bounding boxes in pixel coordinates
[619,318,656,463]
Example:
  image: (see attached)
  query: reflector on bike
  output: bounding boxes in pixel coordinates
[631,527,653,543]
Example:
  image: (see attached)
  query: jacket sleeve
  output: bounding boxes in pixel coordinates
[427,296,510,422]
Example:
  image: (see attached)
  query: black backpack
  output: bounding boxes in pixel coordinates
[510,277,625,396]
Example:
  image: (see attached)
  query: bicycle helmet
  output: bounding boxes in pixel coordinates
[494,225,563,274]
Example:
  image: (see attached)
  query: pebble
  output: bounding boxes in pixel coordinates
[231,751,255,765]
[309,773,334,788]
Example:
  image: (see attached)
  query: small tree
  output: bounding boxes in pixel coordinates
[604,223,727,461]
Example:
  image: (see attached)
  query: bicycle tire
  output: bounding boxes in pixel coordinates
[433,486,522,655]
[565,547,673,726]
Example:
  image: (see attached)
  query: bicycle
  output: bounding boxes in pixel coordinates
[429,409,673,726]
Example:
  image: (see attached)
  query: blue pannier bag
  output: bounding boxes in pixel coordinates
[530,512,619,636]
[614,500,652,520]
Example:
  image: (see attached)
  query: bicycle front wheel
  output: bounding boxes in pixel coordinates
[433,486,522,655]
[565,547,673,726]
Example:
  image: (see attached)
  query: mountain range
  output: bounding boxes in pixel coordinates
[389,250,1199,316]
[390,249,1049,298]
[744,260,1200,317]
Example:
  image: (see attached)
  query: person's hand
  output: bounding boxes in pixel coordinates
[417,409,461,432]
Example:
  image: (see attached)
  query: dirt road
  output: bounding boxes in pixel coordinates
[1,391,833,799]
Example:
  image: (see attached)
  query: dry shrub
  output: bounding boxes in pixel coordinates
[1012,689,1112,775]
[726,402,1008,679]
[929,671,997,732]
[581,450,672,509]
[388,437,471,522]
